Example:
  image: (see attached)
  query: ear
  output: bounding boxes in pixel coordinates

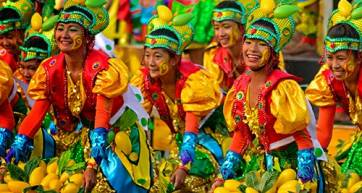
[170,55,181,66]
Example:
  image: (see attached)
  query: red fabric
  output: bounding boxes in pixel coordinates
[316,106,336,149]
[229,127,251,154]
[0,101,15,130]
[232,69,305,152]
[213,47,235,89]
[18,100,51,138]
[185,112,200,134]
[0,49,18,72]
[42,49,109,131]
[293,129,313,150]
[301,36,316,46]
[95,95,113,129]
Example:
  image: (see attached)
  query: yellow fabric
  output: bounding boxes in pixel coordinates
[203,45,225,88]
[66,71,86,117]
[114,123,151,189]
[223,80,309,134]
[348,90,362,128]
[270,79,309,134]
[28,64,48,100]
[130,70,153,113]
[0,62,14,104]
[223,86,237,132]
[305,64,336,107]
[93,58,129,98]
[181,69,221,116]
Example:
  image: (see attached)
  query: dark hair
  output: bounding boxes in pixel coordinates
[327,23,359,39]
[24,36,48,51]
[149,28,179,43]
[0,8,21,21]
[252,19,277,34]
[216,0,243,12]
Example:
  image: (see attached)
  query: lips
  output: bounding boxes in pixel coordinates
[246,54,261,63]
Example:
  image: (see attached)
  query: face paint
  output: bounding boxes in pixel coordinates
[72,35,83,50]
[159,62,169,76]
[228,25,241,47]
[343,55,357,78]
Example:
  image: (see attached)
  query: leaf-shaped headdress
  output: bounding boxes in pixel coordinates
[325,0,362,53]
[244,0,299,52]
[0,0,34,34]
[145,5,193,55]
[212,0,247,25]
[58,0,109,35]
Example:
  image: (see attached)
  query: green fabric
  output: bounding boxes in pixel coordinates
[189,150,215,177]
[70,140,85,163]
[342,136,362,175]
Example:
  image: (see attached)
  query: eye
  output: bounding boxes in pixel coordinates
[244,40,252,44]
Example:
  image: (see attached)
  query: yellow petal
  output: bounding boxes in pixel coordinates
[338,0,352,17]
[260,0,275,15]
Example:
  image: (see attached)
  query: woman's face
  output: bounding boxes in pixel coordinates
[242,38,271,71]
[144,47,175,78]
[326,50,360,80]
[20,59,39,82]
[55,23,85,53]
[213,20,242,48]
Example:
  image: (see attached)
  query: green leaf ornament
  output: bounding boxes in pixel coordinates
[273,5,299,18]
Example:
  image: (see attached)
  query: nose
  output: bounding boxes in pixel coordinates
[330,58,340,70]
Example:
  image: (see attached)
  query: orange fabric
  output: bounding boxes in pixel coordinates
[229,128,250,154]
[293,129,313,150]
[185,112,200,134]
[94,95,113,129]
[0,101,15,130]
[18,100,50,138]
[316,106,336,148]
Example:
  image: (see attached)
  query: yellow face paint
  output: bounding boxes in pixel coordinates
[258,48,271,68]
[71,35,83,50]
[343,55,357,78]
[159,62,169,76]
[229,25,242,47]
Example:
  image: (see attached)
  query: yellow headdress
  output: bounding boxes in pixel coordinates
[244,0,299,52]
[145,5,193,55]
[325,0,362,53]
[0,0,34,34]
[58,0,109,35]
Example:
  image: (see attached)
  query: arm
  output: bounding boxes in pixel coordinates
[0,101,15,130]
[18,99,51,138]
[90,94,115,165]
[180,112,201,165]
[316,106,336,149]
[220,127,250,180]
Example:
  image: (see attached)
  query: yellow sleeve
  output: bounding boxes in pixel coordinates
[0,62,13,104]
[305,64,336,107]
[130,70,153,113]
[270,79,309,134]
[181,69,221,116]
[93,58,129,98]
[203,47,224,86]
[223,86,237,132]
[28,64,48,100]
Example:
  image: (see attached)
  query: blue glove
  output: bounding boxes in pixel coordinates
[297,148,316,182]
[5,134,33,164]
[90,128,108,164]
[220,151,243,180]
[180,132,197,165]
[0,128,13,158]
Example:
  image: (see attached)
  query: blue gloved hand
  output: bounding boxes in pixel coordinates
[297,148,316,182]
[90,128,108,164]
[220,151,243,180]
[180,132,197,165]
[0,128,13,158]
[6,134,33,164]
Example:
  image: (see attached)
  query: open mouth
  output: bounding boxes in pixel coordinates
[246,54,261,63]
